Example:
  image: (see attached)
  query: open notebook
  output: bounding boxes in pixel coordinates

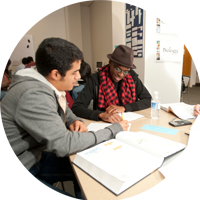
[161,102,196,119]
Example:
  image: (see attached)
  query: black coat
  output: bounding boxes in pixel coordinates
[71,69,152,121]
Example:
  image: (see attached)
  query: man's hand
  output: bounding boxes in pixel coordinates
[106,105,126,114]
[69,121,88,132]
[194,104,200,116]
[118,120,129,131]
[98,112,122,123]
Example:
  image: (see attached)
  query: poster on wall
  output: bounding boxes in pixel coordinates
[156,18,175,34]
[126,4,143,57]
[155,39,183,62]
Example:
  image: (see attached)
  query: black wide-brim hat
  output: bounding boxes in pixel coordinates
[107,45,136,69]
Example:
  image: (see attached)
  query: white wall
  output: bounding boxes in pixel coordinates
[65,3,83,51]
[80,6,93,68]
[144,0,200,103]
[176,0,200,37]
[111,2,126,48]
[144,0,182,103]
[0,0,66,54]
[176,0,200,44]
[0,0,66,57]
[65,4,93,69]
[90,1,113,72]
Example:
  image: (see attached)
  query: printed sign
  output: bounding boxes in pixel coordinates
[155,40,183,62]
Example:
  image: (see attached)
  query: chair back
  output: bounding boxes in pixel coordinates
[183,75,190,87]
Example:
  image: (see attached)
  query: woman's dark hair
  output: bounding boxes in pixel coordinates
[22,57,29,65]
[27,56,34,63]
[36,38,83,77]
[5,59,11,74]
[80,60,91,83]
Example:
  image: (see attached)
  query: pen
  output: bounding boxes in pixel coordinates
[170,117,176,122]
[121,112,124,120]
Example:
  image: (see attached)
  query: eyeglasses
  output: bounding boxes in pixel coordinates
[114,67,130,76]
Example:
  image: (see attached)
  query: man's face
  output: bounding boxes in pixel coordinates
[57,60,81,91]
[109,61,130,82]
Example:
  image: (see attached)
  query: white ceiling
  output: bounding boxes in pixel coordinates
[80,1,93,7]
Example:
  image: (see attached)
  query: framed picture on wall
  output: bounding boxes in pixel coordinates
[126,4,143,58]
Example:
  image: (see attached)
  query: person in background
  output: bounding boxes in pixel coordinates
[194,104,200,116]
[71,45,152,123]
[25,56,36,68]
[0,59,11,101]
[70,60,91,101]
[1,38,128,198]
[0,91,7,101]
[15,57,29,73]
[79,60,92,83]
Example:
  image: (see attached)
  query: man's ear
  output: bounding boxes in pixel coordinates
[49,69,61,80]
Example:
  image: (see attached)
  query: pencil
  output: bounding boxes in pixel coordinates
[121,112,124,120]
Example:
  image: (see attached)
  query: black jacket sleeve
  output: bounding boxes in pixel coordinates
[123,74,152,112]
[71,75,103,121]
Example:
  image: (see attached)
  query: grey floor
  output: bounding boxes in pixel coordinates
[53,181,76,197]
[181,85,200,105]
[54,85,200,197]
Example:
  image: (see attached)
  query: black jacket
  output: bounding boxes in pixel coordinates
[71,69,152,121]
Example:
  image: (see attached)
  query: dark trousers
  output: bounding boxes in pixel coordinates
[29,151,83,199]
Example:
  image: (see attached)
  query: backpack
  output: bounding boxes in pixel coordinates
[0,59,11,91]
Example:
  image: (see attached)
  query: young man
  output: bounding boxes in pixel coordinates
[25,56,36,68]
[71,45,152,123]
[1,38,128,199]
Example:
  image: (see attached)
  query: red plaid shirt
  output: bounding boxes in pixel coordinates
[98,65,136,109]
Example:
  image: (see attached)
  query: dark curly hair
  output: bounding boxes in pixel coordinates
[36,38,83,77]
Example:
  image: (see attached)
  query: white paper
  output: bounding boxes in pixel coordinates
[159,146,200,200]
[190,115,200,131]
[159,117,200,200]
[118,112,144,122]
[87,123,131,132]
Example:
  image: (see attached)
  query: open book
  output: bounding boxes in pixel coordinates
[161,102,196,119]
[73,131,186,195]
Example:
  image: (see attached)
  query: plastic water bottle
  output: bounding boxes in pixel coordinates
[151,91,161,119]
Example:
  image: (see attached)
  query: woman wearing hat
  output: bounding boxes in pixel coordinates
[71,45,152,123]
